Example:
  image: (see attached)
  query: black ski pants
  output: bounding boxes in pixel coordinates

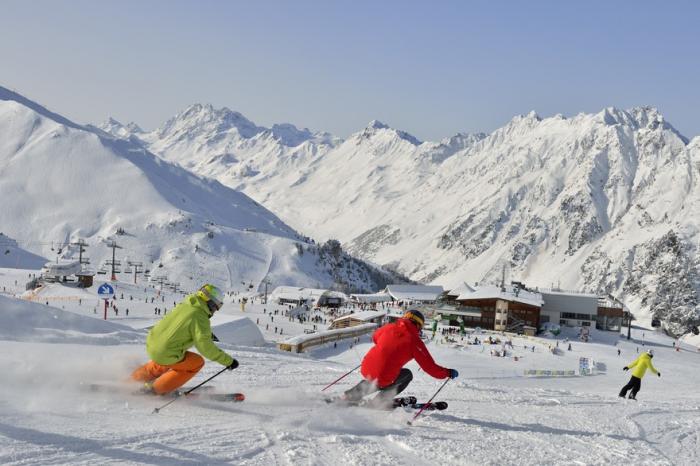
[344,368,413,402]
[619,375,642,398]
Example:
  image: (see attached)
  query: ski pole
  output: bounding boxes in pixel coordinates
[408,378,450,425]
[152,366,229,414]
[321,364,361,391]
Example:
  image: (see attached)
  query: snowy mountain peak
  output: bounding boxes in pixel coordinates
[125,121,144,133]
[508,110,542,126]
[268,123,317,147]
[357,120,422,145]
[596,106,688,143]
[366,119,389,130]
[158,103,264,140]
[97,117,144,139]
[440,132,487,150]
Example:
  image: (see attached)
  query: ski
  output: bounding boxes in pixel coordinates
[393,396,418,408]
[410,401,448,411]
[85,383,216,393]
[325,395,426,410]
[176,391,245,402]
[84,383,243,402]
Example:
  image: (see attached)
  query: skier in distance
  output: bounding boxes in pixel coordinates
[618,349,660,400]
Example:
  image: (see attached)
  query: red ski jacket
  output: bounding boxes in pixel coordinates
[361,318,450,387]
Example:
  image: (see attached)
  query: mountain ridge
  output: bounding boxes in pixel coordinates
[105,100,700,335]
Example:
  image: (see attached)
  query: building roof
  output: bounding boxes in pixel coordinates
[456,284,543,308]
[437,308,482,318]
[270,286,347,303]
[385,284,444,302]
[445,282,476,297]
[349,292,391,303]
[332,310,387,323]
[42,260,82,276]
[540,289,598,298]
[281,323,377,345]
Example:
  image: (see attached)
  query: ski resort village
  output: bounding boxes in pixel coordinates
[3,3,700,465]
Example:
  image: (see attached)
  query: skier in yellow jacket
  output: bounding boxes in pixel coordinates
[132,284,238,395]
[618,349,660,400]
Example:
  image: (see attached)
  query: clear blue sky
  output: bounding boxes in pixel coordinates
[2,0,699,141]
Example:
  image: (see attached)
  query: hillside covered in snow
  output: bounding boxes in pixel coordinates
[0,86,402,293]
[104,104,700,335]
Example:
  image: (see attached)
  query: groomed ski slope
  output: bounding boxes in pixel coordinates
[1,272,699,465]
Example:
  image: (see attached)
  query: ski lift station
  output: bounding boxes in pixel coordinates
[269,286,347,308]
[350,284,444,305]
[41,260,82,282]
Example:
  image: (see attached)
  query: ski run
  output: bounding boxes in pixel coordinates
[1,271,699,465]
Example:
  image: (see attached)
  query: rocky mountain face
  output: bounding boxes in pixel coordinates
[103,105,700,335]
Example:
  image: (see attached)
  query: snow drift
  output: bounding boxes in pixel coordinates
[211,315,265,347]
[0,295,141,344]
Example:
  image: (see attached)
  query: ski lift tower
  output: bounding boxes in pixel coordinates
[103,239,122,281]
[262,278,272,304]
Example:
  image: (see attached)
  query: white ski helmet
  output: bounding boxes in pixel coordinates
[646,349,654,357]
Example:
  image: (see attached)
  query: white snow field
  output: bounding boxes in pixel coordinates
[1,271,699,465]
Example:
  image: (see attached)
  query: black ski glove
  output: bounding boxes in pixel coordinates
[227,359,239,370]
[657,372,661,377]
[623,366,629,371]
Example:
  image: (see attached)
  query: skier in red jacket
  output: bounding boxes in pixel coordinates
[343,310,458,406]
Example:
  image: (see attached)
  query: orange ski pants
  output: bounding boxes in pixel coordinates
[131,351,205,394]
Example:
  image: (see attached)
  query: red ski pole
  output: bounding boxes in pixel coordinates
[322,364,361,392]
[408,378,450,425]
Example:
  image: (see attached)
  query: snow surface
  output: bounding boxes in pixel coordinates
[1,268,699,465]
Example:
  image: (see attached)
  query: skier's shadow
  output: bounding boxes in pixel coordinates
[426,414,641,442]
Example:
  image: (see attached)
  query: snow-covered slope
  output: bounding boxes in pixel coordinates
[0,233,46,269]
[2,280,700,465]
[122,104,700,335]
[0,86,399,293]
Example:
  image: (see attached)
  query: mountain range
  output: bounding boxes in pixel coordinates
[0,86,402,294]
[99,103,700,335]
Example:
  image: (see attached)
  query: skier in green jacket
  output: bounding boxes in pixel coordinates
[618,349,660,400]
[132,284,238,394]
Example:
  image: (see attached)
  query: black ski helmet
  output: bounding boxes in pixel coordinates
[403,310,425,329]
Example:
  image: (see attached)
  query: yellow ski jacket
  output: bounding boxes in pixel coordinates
[626,353,658,378]
[146,293,233,367]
